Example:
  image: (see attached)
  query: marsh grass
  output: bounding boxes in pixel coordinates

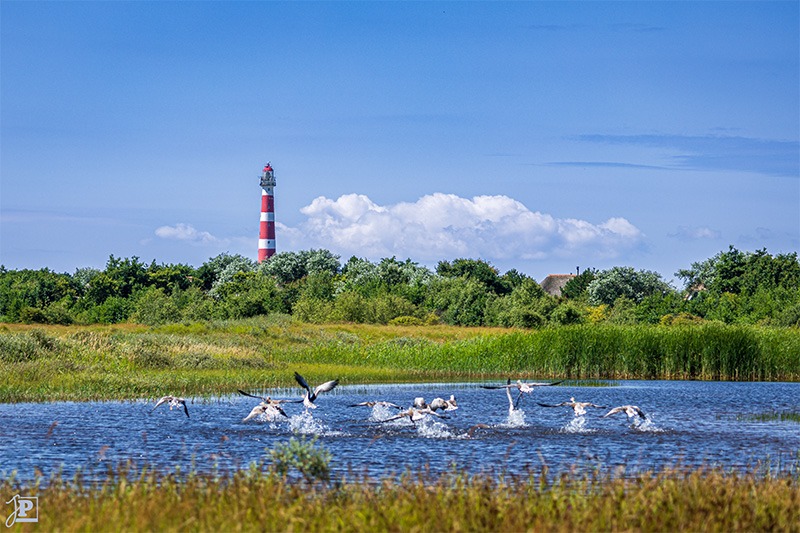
[0,319,798,402]
[740,411,800,423]
[1,462,798,532]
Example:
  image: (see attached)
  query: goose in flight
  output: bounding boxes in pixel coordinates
[603,405,647,420]
[538,397,605,416]
[242,403,288,422]
[429,395,458,412]
[481,378,564,394]
[378,407,450,425]
[151,395,189,418]
[348,400,403,409]
[294,371,339,409]
[237,389,297,422]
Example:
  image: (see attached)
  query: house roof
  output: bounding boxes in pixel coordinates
[539,274,576,297]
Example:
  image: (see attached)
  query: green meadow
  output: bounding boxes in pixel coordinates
[1,315,798,402]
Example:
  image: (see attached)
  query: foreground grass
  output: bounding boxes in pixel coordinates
[1,316,799,402]
[2,464,798,532]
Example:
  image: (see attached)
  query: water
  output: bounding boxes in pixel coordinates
[1,380,798,482]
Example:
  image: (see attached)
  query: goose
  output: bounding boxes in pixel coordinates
[538,397,605,416]
[348,401,403,409]
[237,390,297,422]
[482,378,564,394]
[429,395,458,412]
[242,403,288,422]
[294,371,339,409]
[603,405,647,420]
[151,395,189,418]
[413,397,428,409]
[378,407,450,425]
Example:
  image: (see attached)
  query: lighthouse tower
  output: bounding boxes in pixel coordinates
[258,162,276,262]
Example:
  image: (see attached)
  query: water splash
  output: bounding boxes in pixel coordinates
[368,405,402,423]
[415,416,454,439]
[501,409,527,428]
[633,418,663,433]
[288,411,346,436]
[560,416,596,434]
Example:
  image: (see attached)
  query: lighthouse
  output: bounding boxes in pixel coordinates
[258,162,276,262]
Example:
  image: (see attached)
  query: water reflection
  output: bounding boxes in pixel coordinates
[1,380,798,483]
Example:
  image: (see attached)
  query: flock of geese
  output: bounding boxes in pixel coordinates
[151,373,648,426]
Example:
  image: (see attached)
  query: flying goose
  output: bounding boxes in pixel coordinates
[348,401,403,409]
[378,407,450,425]
[151,396,190,418]
[603,405,647,420]
[242,403,288,422]
[294,371,339,409]
[481,378,564,394]
[429,395,458,412]
[538,397,605,416]
[237,390,297,422]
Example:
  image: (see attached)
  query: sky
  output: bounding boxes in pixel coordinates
[1,1,798,286]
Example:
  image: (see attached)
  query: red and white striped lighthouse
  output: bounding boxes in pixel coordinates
[257,162,276,262]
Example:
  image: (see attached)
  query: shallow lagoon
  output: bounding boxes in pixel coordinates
[2,380,798,482]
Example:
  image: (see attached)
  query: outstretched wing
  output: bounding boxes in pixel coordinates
[181,401,190,418]
[528,380,565,387]
[602,406,626,417]
[537,402,567,408]
[293,372,312,393]
[151,396,169,412]
[238,389,268,402]
[313,379,339,397]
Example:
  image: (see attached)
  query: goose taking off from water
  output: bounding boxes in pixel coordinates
[242,403,288,422]
[379,407,450,425]
[603,405,647,420]
[429,395,458,412]
[151,396,189,418]
[538,397,605,416]
[294,372,339,409]
[237,390,297,422]
[482,379,564,394]
[348,401,403,409]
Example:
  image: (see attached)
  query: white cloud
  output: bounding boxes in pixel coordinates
[155,223,221,245]
[287,193,644,262]
[668,225,722,241]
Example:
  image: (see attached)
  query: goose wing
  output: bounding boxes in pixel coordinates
[181,400,190,418]
[238,389,268,402]
[151,396,171,412]
[537,402,569,408]
[293,372,312,394]
[603,405,629,417]
[313,379,339,398]
[526,380,565,387]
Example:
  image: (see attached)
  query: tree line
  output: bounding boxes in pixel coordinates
[1,246,798,327]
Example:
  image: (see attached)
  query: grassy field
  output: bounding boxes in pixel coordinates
[1,315,799,402]
[2,462,798,532]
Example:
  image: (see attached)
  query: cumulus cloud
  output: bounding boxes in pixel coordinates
[289,193,644,262]
[155,223,220,245]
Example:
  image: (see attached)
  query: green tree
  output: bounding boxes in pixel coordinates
[587,266,672,306]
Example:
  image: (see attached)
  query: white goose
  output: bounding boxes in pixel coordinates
[348,401,403,409]
[538,397,605,416]
[483,378,563,410]
[379,407,450,425]
[603,405,647,420]
[429,395,458,412]
[151,395,190,418]
[237,389,298,422]
[294,372,339,410]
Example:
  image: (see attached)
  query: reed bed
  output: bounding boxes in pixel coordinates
[1,463,798,532]
[0,319,798,402]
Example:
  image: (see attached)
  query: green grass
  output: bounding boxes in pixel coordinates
[740,411,800,423]
[1,317,799,402]
[2,462,798,532]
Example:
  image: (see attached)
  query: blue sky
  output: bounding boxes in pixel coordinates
[2,1,798,285]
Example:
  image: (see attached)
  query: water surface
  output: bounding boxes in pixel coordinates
[1,380,798,482]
